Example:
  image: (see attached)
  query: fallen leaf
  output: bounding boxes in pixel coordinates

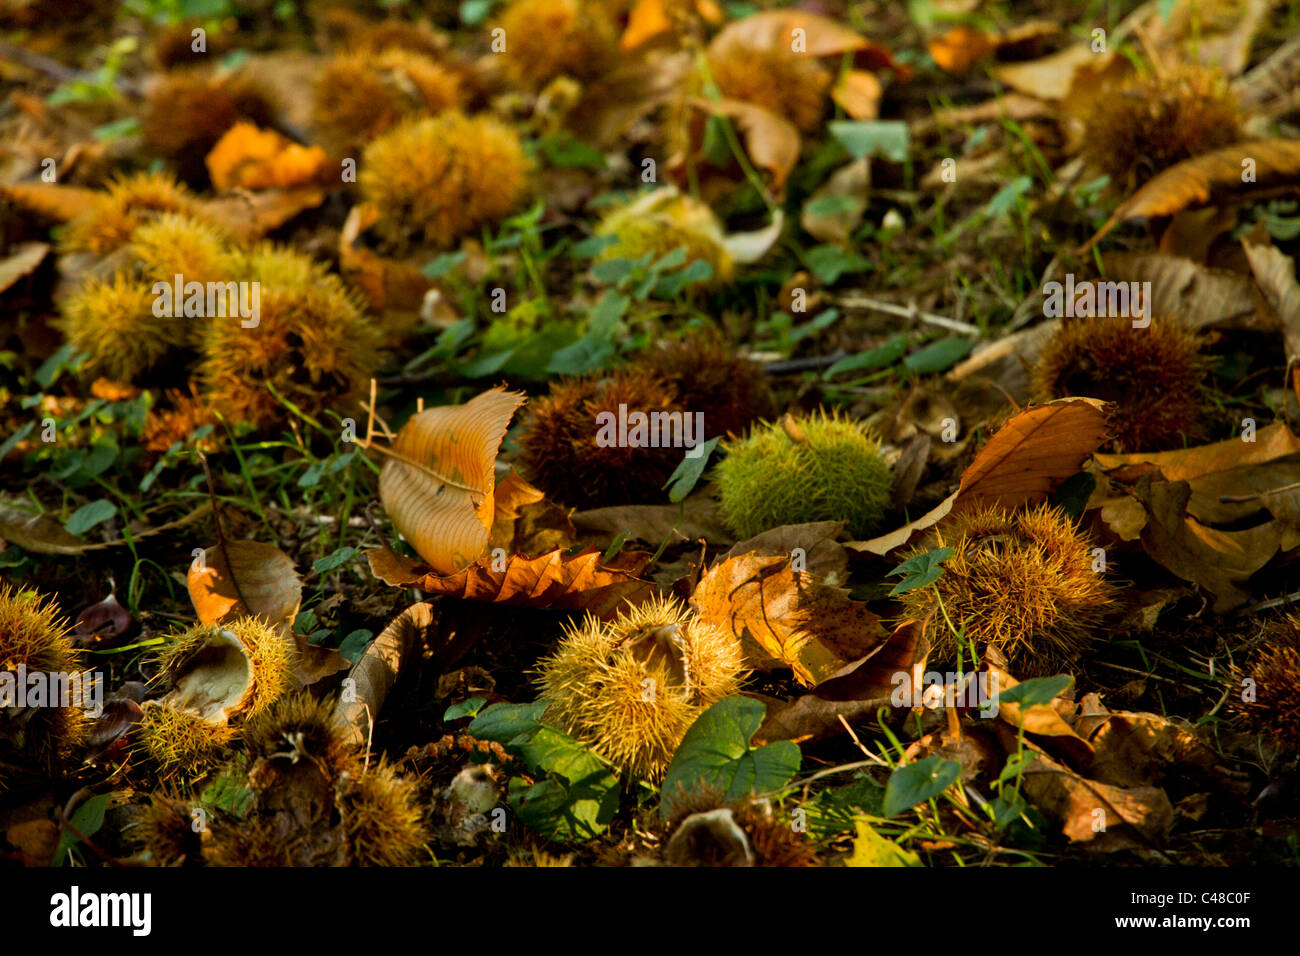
[1019,747,1174,847]
[1141,0,1274,77]
[366,545,653,620]
[339,203,439,328]
[571,497,733,546]
[1083,139,1300,252]
[188,540,301,627]
[621,0,672,50]
[847,399,1110,555]
[0,504,105,555]
[1102,252,1271,331]
[693,97,800,191]
[994,44,1114,101]
[830,70,882,120]
[710,9,869,59]
[377,387,526,575]
[333,602,435,746]
[801,158,869,245]
[1241,231,1300,403]
[1135,475,1285,611]
[1094,422,1300,481]
[205,122,331,191]
[196,187,328,241]
[71,593,131,643]
[691,528,887,686]
[928,26,996,76]
[0,183,105,223]
[0,241,48,294]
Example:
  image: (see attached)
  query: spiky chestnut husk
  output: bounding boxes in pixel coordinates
[242,693,359,780]
[60,172,205,256]
[55,273,186,385]
[129,212,237,287]
[707,45,831,134]
[1033,314,1208,452]
[156,618,295,719]
[493,0,618,91]
[136,704,237,782]
[142,68,276,170]
[518,369,686,507]
[0,583,84,778]
[536,595,746,780]
[358,112,529,249]
[337,761,431,866]
[1228,615,1300,752]
[312,48,464,156]
[715,409,893,539]
[630,328,773,440]
[1083,67,1241,190]
[594,189,732,284]
[196,243,382,428]
[663,790,819,867]
[901,504,1117,676]
[130,793,205,866]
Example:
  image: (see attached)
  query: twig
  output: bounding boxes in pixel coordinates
[839,295,982,336]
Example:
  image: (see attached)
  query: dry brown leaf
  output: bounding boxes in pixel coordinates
[0,504,105,555]
[847,399,1110,556]
[571,497,733,546]
[1141,0,1274,78]
[205,122,330,192]
[710,9,868,59]
[1084,140,1300,252]
[928,26,996,75]
[197,187,327,240]
[1102,252,1271,331]
[333,602,436,746]
[690,524,886,686]
[800,158,868,245]
[1241,231,1300,403]
[694,97,800,191]
[338,202,447,329]
[830,70,882,120]
[1019,747,1174,847]
[0,241,48,294]
[377,387,526,575]
[1074,701,1248,794]
[493,468,546,524]
[993,44,1114,101]
[989,665,1093,767]
[1094,422,1300,481]
[366,545,653,620]
[187,540,301,627]
[0,182,105,223]
[1135,475,1286,611]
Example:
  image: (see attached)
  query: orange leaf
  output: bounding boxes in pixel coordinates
[847,398,1110,555]
[205,122,330,192]
[621,0,672,50]
[377,387,526,575]
[187,540,301,627]
[830,70,882,120]
[365,545,653,619]
[690,524,887,686]
[928,26,995,76]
